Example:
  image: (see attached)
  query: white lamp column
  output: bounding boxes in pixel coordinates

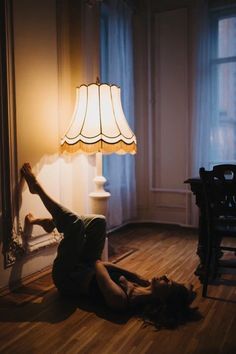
[89,152,110,216]
[89,153,110,261]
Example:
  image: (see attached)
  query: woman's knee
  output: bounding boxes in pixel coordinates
[72,218,86,237]
[54,206,81,234]
[94,215,106,233]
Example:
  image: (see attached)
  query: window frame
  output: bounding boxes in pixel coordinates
[209,6,236,165]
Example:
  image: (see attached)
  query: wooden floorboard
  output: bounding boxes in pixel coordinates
[0,224,236,354]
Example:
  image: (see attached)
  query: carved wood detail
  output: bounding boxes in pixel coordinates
[0,0,20,268]
[24,231,62,254]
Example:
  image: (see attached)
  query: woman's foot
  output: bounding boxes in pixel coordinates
[25,213,55,233]
[23,213,34,239]
[21,163,40,194]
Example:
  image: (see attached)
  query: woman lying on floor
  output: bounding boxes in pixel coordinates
[21,163,198,329]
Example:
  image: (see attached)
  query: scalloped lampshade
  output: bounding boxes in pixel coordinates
[60,81,137,234]
[61,83,137,154]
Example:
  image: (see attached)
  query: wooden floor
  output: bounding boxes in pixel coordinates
[0,224,236,354]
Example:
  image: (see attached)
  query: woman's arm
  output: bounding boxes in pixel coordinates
[94,260,128,310]
[102,261,150,287]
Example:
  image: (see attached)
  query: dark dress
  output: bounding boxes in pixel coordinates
[51,203,106,296]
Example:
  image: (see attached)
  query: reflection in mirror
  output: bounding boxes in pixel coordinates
[0,0,62,268]
[0,0,24,268]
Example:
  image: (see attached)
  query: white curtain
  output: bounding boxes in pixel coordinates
[100,0,137,229]
[190,0,236,225]
[191,0,211,177]
[189,0,211,226]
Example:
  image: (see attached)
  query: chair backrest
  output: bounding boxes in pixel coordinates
[199,164,236,218]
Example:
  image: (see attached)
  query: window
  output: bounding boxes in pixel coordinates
[210,9,236,164]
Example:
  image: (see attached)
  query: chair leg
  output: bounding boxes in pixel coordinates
[202,280,208,297]
[202,262,209,297]
[202,240,212,297]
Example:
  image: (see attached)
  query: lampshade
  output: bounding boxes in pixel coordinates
[61,83,137,154]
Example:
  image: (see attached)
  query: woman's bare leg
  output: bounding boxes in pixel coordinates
[21,163,63,220]
[25,212,55,233]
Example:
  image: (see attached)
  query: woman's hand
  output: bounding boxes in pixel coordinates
[95,260,128,310]
[102,261,150,287]
[137,277,151,287]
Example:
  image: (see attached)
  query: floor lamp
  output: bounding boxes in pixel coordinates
[61,81,137,259]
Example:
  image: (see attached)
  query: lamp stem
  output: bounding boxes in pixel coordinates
[89,152,111,217]
[94,152,108,193]
[96,151,103,178]
[92,151,110,261]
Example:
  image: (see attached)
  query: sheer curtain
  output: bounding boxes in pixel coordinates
[191,1,236,174]
[209,10,236,165]
[190,0,236,225]
[190,0,211,226]
[191,0,211,177]
[100,0,136,229]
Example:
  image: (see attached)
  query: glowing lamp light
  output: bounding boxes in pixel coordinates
[61,80,137,217]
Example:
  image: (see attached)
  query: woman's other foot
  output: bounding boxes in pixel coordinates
[21,163,40,194]
[23,213,34,240]
[25,213,55,233]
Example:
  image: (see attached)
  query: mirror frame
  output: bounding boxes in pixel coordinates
[0,0,24,268]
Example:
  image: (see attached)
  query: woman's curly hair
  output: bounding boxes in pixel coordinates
[139,283,201,330]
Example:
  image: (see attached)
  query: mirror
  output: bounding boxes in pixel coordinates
[0,0,24,268]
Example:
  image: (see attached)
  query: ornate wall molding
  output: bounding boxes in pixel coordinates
[143,6,193,226]
[0,0,24,267]
[148,8,190,197]
[24,230,62,254]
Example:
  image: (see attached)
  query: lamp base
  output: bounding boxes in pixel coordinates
[89,192,111,217]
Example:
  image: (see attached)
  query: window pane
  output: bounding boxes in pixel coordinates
[218,17,236,58]
[211,62,236,161]
[211,122,236,161]
[218,62,236,118]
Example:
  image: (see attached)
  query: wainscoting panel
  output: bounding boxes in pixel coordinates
[136,7,191,226]
[152,8,188,191]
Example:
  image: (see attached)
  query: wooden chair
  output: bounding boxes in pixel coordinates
[199,164,236,297]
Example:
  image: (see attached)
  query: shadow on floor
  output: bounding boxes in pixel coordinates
[0,287,133,325]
